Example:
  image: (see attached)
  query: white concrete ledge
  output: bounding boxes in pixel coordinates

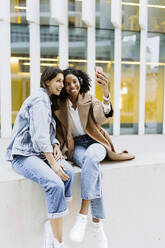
[1,136,165,248]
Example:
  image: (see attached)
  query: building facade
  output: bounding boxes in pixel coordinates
[0,0,165,137]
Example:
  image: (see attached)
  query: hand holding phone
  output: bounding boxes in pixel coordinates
[95,66,110,97]
[95,66,103,73]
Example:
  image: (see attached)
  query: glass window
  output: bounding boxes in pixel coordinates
[145,1,165,134]
[11,0,27,24]
[40,1,59,71]
[69,27,87,71]
[68,1,87,70]
[96,0,113,29]
[145,32,165,134]
[122,0,140,31]
[11,24,30,124]
[121,31,140,134]
[95,1,114,134]
[148,0,165,33]
[120,64,139,134]
[96,29,114,134]
[40,0,58,26]
[69,0,86,28]
[40,25,59,72]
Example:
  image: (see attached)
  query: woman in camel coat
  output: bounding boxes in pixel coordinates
[54,67,135,248]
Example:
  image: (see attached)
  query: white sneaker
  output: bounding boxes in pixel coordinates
[92,222,108,248]
[44,220,54,248]
[70,214,88,242]
[53,239,67,248]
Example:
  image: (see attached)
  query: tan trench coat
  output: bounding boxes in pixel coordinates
[54,93,135,161]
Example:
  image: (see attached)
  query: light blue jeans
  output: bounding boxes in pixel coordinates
[73,135,107,219]
[12,155,74,219]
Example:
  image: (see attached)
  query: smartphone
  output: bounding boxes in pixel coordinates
[95,66,103,73]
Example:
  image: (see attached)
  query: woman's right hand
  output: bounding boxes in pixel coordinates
[44,152,69,181]
[52,162,69,181]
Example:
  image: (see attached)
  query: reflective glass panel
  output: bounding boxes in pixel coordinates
[11,24,30,124]
[145,32,165,134]
[122,1,140,31]
[120,64,139,134]
[40,0,58,25]
[148,0,165,33]
[96,29,114,134]
[69,27,87,71]
[96,0,113,29]
[69,0,86,28]
[121,31,140,134]
[40,25,59,72]
[11,0,27,24]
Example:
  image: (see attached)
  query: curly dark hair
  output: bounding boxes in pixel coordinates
[59,68,91,100]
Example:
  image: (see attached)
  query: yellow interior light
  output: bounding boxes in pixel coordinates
[15,6,27,10]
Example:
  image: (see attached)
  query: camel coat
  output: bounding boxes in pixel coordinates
[54,93,135,161]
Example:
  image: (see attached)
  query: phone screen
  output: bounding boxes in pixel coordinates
[95,66,103,73]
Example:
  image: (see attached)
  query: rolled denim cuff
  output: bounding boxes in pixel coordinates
[33,140,53,153]
[81,193,102,200]
[51,138,60,146]
[66,196,72,202]
[48,208,69,219]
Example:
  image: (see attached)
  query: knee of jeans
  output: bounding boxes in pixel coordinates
[47,180,65,193]
[82,155,100,172]
[66,165,74,178]
[83,153,102,166]
[84,144,106,163]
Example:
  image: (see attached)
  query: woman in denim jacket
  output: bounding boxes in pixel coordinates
[6,67,74,248]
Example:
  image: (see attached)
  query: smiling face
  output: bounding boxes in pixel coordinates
[64,74,81,98]
[46,73,64,96]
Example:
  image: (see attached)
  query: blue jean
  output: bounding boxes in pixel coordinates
[73,135,107,219]
[12,155,74,219]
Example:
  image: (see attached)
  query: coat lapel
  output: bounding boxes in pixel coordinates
[78,94,91,130]
[55,94,91,132]
[54,101,68,129]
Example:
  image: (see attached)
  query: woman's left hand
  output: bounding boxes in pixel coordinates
[95,71,110,98]
[53,144,63,161]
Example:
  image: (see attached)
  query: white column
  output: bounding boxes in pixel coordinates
[82,0,96,96]
[88,27,96,96]
[50,0,68,69]
[26,0,40,95]
[138,0,148,135]
[59,24,68,70]
[111,0,122,136]
[0,0,11,137]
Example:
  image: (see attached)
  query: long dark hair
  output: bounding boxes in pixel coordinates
[59,68,91,100]
[40,67,63,89]
[40,67,63,113]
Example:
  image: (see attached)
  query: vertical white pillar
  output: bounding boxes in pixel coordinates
[111,0,122,136]
[0,0,12,137]
[138,0,148,135]
[50,0,68,69]
[88,26,96,96]
[82,0,96,96]
[26,0,40,95]
[59,24,68,70]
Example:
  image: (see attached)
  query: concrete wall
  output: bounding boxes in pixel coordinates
[1,136,165,248]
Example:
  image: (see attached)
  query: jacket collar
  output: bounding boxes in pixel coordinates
[54,93,92,130]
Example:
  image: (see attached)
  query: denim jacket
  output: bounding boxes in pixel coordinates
[6,88,59,161]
